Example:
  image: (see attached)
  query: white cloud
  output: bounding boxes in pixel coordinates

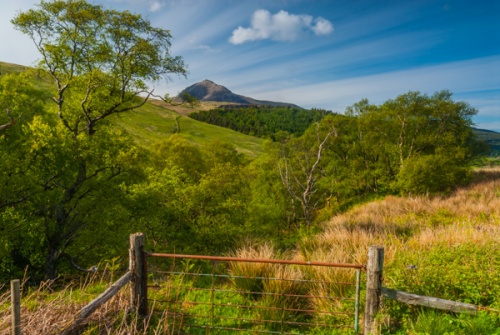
[229,9,333,44]
[312,17,334,35]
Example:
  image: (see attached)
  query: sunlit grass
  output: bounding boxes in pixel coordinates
[98,98,265,158]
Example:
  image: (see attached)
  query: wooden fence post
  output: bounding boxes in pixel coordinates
[130,233,148,317]
[364,246,384,335]
[11,279,21,335]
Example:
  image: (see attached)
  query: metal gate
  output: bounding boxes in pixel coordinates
[146,252,364,334]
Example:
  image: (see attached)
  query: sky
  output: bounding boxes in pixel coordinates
[1,0,499,131]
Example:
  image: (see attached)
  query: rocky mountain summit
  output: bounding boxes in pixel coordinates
[177,79,300,108]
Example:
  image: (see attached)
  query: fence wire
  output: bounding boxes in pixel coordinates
[146,253,363,335]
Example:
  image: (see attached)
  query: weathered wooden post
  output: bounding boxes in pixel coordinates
[364,246,384,335]
[11,279,21,335]
[130,233,148,317]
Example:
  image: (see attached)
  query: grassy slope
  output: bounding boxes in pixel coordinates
[0,62,28,74]
[295,167,500,265]
[291,167,500,332]
[1,61,264,157]
[112,101,263,157]
[3,61,498,158]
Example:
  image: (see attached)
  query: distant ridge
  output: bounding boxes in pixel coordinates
[472,127,500,155]
[176,79,301,108]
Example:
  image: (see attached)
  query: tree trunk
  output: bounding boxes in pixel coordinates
[45,245,60,279]
[44,161,87,279]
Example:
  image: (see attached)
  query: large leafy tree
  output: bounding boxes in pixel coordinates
[12,0,186,136]
[272,91,485,227]
[346,91,484,194]
[6,0,186,279]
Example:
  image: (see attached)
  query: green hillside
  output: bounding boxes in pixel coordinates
[112,102,264,157]
[2,61,499,159]
[0,62,26,74]
[0,61,264,157]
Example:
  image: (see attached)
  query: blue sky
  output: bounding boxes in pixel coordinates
[1,0,499,131]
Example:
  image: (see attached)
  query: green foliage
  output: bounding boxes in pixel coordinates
[0,73,47,278]
[0,110,138,279]
[153,134,207,179]
[189,105,329,139]
[125,136,255,255]
[178,91,200,107]
[396,154,471,194]
[244,146,294,242]
[383,242,500,333]
[387,243,500,306]
[409,310,459,335]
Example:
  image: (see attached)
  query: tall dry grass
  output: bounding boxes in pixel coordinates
[289,167,500,325]
[229,241,357,328]
[298,167,500,266]
[0,269,178,335]
[228,242,277,300]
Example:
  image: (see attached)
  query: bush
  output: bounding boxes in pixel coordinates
[397,154,470,194]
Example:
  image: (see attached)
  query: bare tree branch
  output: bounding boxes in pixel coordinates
[0,109,17,132]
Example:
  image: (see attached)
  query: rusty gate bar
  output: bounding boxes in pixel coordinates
[147,252,365,269]
[147,252,364,334]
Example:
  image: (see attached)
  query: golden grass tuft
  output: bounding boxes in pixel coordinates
[228,242,277,299]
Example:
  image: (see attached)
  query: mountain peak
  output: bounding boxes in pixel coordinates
[180,80,248,104]
[177,80,301,108]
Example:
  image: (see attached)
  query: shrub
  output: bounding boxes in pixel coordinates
[397,154,470,194]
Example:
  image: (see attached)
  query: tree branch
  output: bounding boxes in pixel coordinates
[0,109,17,132]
